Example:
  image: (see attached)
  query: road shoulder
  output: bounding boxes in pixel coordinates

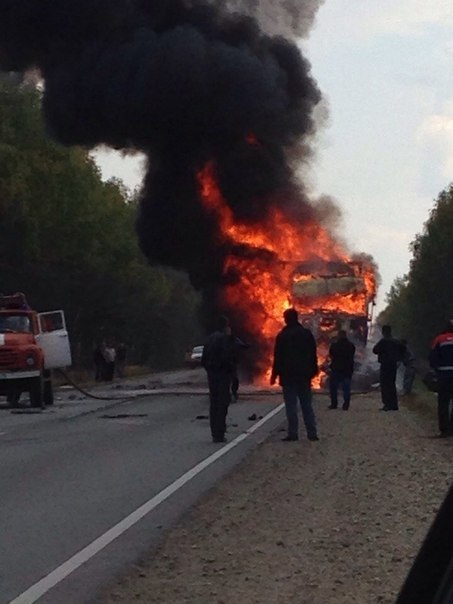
[101,392,452,604]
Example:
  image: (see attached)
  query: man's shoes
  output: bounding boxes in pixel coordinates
[342,405,349,411]
[328,405,338,409]
[281,436,298,442]
[308,435,319,442]
[212,437,227,443]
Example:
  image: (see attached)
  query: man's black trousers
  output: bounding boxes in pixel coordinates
[207,370,231,440]
[437,374,453,434]
[380,364,398,409]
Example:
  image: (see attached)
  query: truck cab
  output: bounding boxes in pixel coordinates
[0,293,71,408]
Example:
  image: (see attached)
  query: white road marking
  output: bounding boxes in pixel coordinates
[9,403,284,604]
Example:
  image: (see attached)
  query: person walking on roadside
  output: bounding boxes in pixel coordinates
[270,308,319,442]
[328,329,356,410]
[429,321,453,437]
[201,316,236,443]
[372,325,405,411]
[401,339,416,395]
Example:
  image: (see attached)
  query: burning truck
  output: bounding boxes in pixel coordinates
[196,162,379,386]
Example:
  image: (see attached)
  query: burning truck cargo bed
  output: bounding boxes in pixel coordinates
[288,260,377,390]
[291,260,373,345]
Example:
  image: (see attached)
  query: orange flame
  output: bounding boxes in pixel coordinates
[197,161,377,387]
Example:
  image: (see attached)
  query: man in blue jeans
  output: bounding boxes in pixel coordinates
[328,329,356,410]
[270,308,319,442]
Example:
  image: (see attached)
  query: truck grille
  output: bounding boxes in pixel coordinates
[0,347,19,368]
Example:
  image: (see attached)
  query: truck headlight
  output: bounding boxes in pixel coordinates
[26,355,36,366]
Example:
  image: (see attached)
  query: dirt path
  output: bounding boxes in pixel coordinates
[102,392,452,604]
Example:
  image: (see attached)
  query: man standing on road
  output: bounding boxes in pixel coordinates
[429,321,453,437]
[372,325,405,411]
[328,329,356,410]
[270,308,319,442]
[201,316,236,443]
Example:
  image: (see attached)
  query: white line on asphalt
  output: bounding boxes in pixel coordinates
[9,403,284,604]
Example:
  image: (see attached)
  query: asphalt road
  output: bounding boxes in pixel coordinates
[0,387,284,604]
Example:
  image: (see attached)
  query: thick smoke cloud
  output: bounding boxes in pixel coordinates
[0,0,322,292]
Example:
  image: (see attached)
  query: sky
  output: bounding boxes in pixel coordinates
[94,0,453,313]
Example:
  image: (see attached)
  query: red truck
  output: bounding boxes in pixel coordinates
[0,293,72,408]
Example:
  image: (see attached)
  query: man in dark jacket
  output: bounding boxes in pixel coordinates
[429,321,453,437]
[201,316,236,443]
[372,325,405,411]
[270,308,319,442]
[328,330,356,410]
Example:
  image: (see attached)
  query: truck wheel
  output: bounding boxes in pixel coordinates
[43,371,54,406]
[29,376,44,409]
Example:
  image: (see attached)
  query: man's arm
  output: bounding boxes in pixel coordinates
[429,344,440,370]
[308,331,319,377]
[201,335,213,368]
[372,339,382,355]
[270,335,281,385]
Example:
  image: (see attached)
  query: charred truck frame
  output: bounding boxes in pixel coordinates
[290,260,375,360]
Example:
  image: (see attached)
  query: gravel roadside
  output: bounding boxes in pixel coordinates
[101,392,452,604]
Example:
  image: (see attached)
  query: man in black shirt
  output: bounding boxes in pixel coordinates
[201,316,236,443]
[271,308,319,442]
[373,325,405,411]
[328,330,356,410]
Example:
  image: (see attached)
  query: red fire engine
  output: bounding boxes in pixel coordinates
[0,293,72,408]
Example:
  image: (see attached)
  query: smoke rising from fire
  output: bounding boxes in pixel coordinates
[0,0,324,279]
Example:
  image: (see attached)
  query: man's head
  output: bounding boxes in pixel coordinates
[283,308,298,325]
[216,315,230,332]
[382,325,392,337]
[338,329,347,339]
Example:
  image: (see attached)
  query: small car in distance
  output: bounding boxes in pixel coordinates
[185,345,204,368]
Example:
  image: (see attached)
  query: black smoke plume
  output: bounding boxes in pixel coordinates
[0,0,325,334]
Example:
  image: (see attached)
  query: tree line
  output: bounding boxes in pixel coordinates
[378,183,453,361]
[0,75,203,369]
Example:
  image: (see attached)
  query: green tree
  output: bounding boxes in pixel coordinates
[0,76,203,368]
[382,184,453,357]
